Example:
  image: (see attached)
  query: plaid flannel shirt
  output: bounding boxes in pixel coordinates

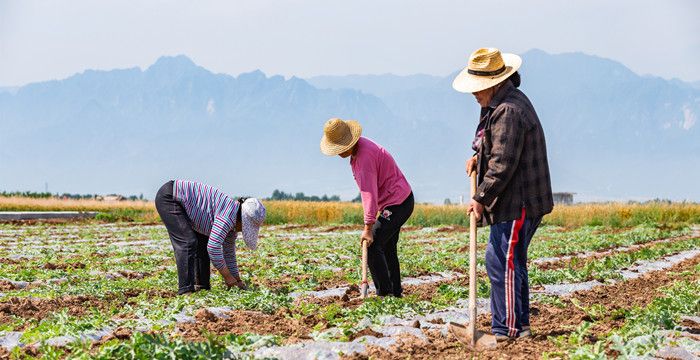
[474,81,554,224]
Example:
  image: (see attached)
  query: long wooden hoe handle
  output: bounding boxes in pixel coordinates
[360,239,369,298]
[469,170,478,346]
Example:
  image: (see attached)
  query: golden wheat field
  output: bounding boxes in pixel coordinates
[0,196,698,228]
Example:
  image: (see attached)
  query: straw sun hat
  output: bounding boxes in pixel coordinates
[452,48,522,93]
[320,118,362,156]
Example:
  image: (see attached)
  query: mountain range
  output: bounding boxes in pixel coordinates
[1,50,698,202]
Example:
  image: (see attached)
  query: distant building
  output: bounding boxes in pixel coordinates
[553,192,575,205]
[103,194,125,202]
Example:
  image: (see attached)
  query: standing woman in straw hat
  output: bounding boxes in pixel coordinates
[155,180,266,295]
[452,48,553,340]
[320,118,414,297]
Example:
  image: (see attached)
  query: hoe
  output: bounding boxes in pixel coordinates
[448,170,497,350]
[360,238,369,298]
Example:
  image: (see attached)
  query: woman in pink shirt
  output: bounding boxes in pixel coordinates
[320,118,414,297]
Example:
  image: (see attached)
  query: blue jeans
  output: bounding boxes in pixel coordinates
[485,208,542,337]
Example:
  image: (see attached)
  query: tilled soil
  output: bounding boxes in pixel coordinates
[0,289,175,328]
[0,295,105,321]
[290,277,468,311]
[177,308,317,342]
[345,253,700,359]
[42,262,87,270]
[255,272,352,294]
[0,280,16,291]
[293,284,365,308]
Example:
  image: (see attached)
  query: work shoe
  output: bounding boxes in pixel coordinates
[519,326,532,338]
[494,334,513,342]
[494,328,532,342]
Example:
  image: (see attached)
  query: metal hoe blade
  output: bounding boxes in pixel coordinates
[448,322,497,350]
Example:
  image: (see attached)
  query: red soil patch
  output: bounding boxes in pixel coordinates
[0,288,175,328]
[42,262,86,270]
[348,327,385,341]
[177,308,316,342]
[436,225,468,233]
[0,295,103,321]
[320,225,357,232]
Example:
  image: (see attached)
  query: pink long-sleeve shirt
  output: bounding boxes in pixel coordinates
[350,137,412,225]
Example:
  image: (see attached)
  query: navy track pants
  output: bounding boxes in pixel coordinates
[485,208,542,337]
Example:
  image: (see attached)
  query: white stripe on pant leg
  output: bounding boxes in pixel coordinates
[508,269,513,337]
[505,220,516,337]
[512,269,516,337]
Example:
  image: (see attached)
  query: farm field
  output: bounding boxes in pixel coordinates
[0,218,699,359]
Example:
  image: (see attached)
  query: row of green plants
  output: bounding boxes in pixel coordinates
[547,272,700,359]
[530,236,700,285]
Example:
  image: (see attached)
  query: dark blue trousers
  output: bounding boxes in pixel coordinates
[485,208,542,337]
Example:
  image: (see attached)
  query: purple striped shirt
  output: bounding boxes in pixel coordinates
[173,180,240,276]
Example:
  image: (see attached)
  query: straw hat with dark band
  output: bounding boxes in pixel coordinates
[320,118,362,156]
[452,48,522,93]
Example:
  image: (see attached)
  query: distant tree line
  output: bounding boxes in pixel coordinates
[0,191,53,198]
[268,189,341,202]
[0,191,146,201]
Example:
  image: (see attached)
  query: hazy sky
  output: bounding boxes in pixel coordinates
[1,0,698,86]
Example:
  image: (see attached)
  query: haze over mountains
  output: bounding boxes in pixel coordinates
[1,50,698,202]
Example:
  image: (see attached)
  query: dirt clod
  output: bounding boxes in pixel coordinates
[194,308,218,322]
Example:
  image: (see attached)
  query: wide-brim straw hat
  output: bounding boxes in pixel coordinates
[452,48,522,93]
[320,118,362,156]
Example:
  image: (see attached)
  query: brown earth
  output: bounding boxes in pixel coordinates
[349,327,385,341]
[341,253,700,359]
[0,258,22,265]
[0,280,16,291]
[0,288,175,329]
[320,225,357,232]
[276,224,316,231]
[291,276,471,313]
[0,295,106,326]
[177,308,317,343]
[116,270,150,279]
[436,225,468,233]
[42,262,87,270]
[96,327,133,343]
